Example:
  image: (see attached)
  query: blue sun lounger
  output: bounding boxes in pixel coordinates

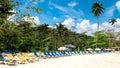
[34,52,40,57]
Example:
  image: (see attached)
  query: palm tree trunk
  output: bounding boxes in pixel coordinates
[96,17,99,48]
[113,24,116,47]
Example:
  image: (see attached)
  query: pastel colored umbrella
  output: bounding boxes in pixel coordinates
[58,47,66,51]
[65,48,70,51]
[64,44,75,48]
[58,47,70,51]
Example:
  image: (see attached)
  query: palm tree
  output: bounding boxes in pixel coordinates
[109,18,117,26]
[91,2,104,48]
[55,23,69,50]
[109,18,117,47]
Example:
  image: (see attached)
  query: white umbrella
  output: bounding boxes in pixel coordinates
[64,44,75,48]
[105,48,111,51]
[95,48,101,51]
[86,48,93,51]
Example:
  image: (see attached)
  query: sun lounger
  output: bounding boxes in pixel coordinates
[38,51,46,58]
[6,54,18,65]
[65,51,70,56]
[3,50,9,54]
[9,50,17,55]
[16,53,27,64]
[0,54,5,64]
[34,52,40,57]
[43,52,51,57]
[49,52,59,57]
[22,53,35,63]
[57,52,63,56]
[48,52,55,57]
[53,52,61,57]
[74,51,80,54]
[61,51,68,56]
[52,52,60,57]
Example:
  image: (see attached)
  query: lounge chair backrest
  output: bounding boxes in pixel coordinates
[0,54,4,61]
[34,52,39,57]
[38,51,44,56]
[7,54,16,60]
[17,53,23,58]
[23,53,30,59]
[4,50,9,54]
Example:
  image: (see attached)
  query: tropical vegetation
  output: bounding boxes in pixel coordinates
[0,0,120,52]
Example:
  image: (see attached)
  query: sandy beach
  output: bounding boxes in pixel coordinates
[0,53,120,68]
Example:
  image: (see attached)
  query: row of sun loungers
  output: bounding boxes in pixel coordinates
[34,50,106,58]
[0,52,39,65]
[0,50,106,66]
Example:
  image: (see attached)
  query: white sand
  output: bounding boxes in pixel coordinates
[0,53,120,68]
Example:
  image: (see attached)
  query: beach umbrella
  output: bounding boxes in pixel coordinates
[65,48,70,51]
[58,47,69,51]
[111,49,115,51]
[64,44,75,48]
[105,48,111,51]
[86,48,93,51]
[95,48,101,51]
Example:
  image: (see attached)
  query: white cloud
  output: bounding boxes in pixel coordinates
[49,2,67,12]
[100,21,113,33]
[61,19,97,35]
[53,17,62,23]
[63,15,70,18]
[23,16,40,25]
[66,9,84,19]
[48,25,56,29]
[100,18,120,32]
[48,25,53,28]
[75,19,120,35]
[40,0,44,3]
[7,10,16,21]
[76,20,90,32]
[7,10,41,25]
[115,18,120,32]
[9,10,16,13]
[68,2,78,8]
[105,6,115,17]
[61,18,120,36]
[53,17,58,20]
[7,15,15,22]
[76,20,97,35]
[62,17,75,30]
[49,1,84,19]
[116,0,120,12]
[93,18,120,33]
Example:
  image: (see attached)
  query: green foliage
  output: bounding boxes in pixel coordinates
[91,2,104,17]
[0,0,15,24]
[0,21,117,52]
[109,18,117,25]
[92,31,109,48]
[26,6,42,13]
[0,1,118,52]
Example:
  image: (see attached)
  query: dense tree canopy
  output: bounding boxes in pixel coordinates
[0,21,119,52]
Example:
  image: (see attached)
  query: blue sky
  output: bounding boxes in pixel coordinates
[14,0,120,35]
